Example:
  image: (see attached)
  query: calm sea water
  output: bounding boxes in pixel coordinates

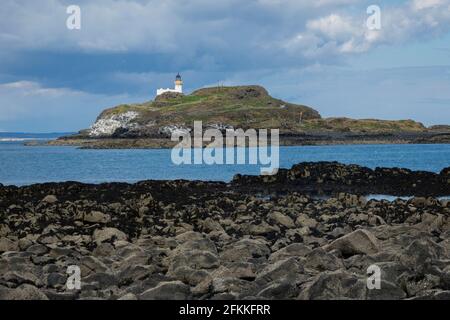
[0,135,449,186]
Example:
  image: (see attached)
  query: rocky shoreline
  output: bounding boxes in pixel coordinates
[0,162,449,300]
[40,130,450,149]
[232,161,450,197]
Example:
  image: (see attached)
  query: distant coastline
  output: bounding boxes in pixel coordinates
[0,132,74,139]
[0,132,75,143]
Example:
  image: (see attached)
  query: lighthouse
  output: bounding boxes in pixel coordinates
[174,73,183,93]
[156,73,183,96]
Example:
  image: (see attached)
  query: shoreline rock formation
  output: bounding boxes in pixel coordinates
[0,162,449,300]
[232,161,450,197]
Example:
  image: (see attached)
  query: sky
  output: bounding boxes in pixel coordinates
[0,0,450,132]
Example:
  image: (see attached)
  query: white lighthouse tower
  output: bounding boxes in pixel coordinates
[156,73,183,96]
[174,73,183,93]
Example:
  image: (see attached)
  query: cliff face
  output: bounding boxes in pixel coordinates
[84,85,321,138]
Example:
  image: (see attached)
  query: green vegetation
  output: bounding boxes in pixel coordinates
[301,118,426,133]
[99,104,149,117]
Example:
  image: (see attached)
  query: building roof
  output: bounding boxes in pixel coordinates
[175,73,182,80]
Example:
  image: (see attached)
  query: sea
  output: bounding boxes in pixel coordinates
[1,133,450,190]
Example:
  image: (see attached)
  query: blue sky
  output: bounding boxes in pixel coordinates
[0,0,450,132]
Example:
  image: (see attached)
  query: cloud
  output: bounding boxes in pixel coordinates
[306,14,358,40]
[283,0,450,56]
[0,81,140,132]
[411,0,446,10]
[0,81,78,98]
[1,0,449,62]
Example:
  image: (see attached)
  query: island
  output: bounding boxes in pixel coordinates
[47,85,450,149]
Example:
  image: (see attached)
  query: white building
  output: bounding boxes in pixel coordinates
[156,73,183,96]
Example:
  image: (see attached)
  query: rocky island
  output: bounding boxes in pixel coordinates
[0,162,449,300]
[47,85,450,149]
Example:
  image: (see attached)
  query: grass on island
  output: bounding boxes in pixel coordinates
[300,118,426,133]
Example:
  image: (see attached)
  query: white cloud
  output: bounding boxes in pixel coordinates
[257,0,359,9]
[283,0,450,56]
[306,14,358,40]
[0,81,82,98]
[0,81,139,132]
[411,0,446,11]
